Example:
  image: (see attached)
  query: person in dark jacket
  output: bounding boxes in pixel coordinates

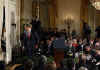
[30,17,41,44]
[83,22,91,43]
[20,23,36,57]
[95,26,100,38]
[0,61,5,70]
[44,38,55,57]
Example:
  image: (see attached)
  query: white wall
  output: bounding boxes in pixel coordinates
[56,0,81,33]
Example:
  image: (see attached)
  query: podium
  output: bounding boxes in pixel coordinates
[54,49,64,67]
[54,38,66,67]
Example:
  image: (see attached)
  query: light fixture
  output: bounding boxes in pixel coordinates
[64,16,74,36]
[90,0,100,10]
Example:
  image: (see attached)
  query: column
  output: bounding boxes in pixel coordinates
[0,0,3,49]
[5,0,17,64]
[5,0,11,64]
[0,0,4,61]
[16,0,21,41]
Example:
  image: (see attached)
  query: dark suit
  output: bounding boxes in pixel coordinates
[30,20,41,43]
[20,31,36,57]
[0,61,5,70]
[44,42,54,57]
[96,26,100,38]
[30,20,41,33]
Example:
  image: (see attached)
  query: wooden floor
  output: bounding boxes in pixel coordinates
[6,64,22,70]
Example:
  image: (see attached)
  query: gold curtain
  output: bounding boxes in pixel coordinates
[48,0,58,29]
[80,0,89,22]
[20,0,24,33]
[80,0,89,35]
[32,1,39,18]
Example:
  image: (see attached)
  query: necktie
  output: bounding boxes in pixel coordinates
[28,32,31,39]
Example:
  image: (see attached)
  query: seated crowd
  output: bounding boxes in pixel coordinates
[19,23,100,70]
[1,23,100,70]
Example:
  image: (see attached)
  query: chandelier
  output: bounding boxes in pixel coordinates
[90,0,100,10]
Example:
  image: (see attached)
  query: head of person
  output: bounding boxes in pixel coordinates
[72,39,77,44]
[50,35,55,41]
[40,40,45,45]
[85,45,91,52]
[25,24,32,32]
[24,59,34,70]
[79,39,83,44]
[46,38,52,45]
[67,40,73,47]
[79,66,88,70]
[90,40,94,45]
[95,42,100,50]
